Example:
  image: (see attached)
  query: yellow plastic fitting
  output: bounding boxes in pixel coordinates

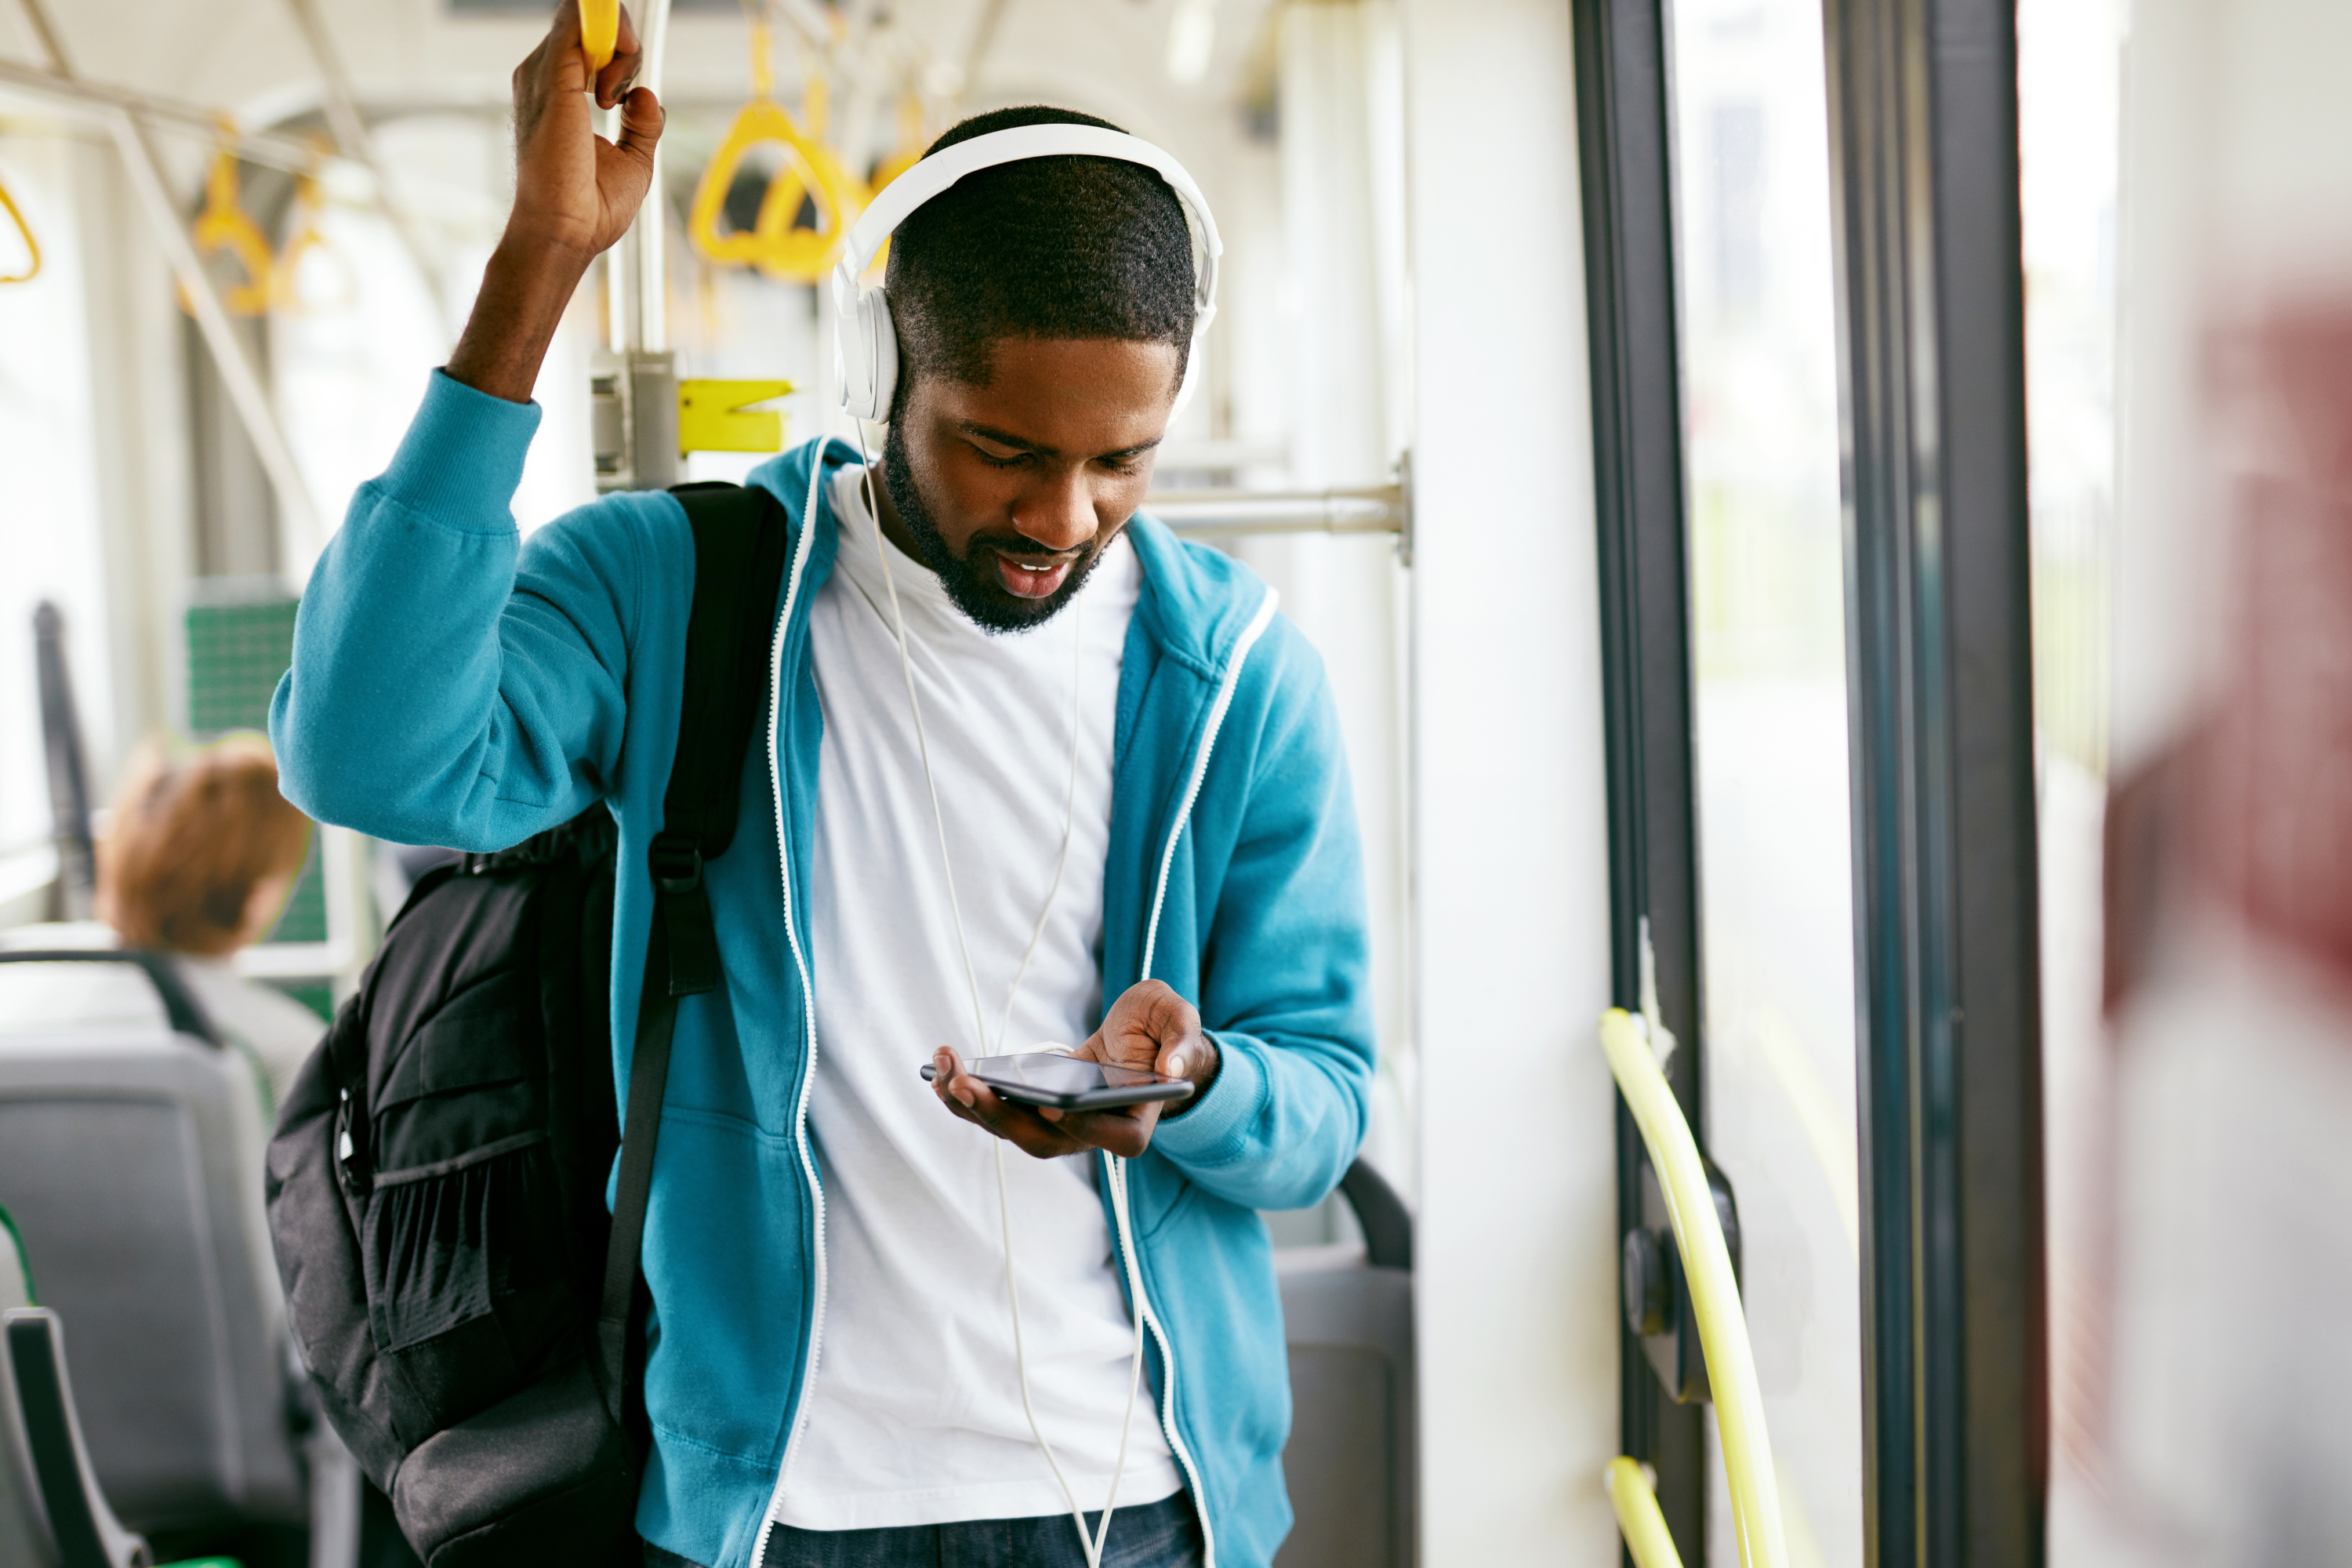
[678,379,793,454]
[1599,1007,1788,1568]
[0,172,38,284]
[579,0,620,73]
[1605,1457,1686,1568]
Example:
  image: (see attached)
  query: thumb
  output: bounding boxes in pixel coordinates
[614,84,665,167]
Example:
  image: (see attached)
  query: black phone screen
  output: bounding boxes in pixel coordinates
[955,1053,1196,1109]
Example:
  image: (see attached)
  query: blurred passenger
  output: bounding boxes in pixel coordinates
[94,736,324,1109]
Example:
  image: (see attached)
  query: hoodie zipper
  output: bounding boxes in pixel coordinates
[750,459,832,1568]
[1113,583,1280,1568]
[746,511,1279,1566]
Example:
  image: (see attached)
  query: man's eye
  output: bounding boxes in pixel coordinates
[972,446,1027,470]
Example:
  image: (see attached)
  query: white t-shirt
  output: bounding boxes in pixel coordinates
[775,467,1181,1530]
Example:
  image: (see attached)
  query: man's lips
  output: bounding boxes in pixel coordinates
[993,550,1076,600]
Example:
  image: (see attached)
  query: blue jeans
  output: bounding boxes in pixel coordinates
[644,1492,1203,1568]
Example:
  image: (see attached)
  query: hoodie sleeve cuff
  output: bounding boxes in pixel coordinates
[377,369,545,533]
[1150,1029,1265,1167]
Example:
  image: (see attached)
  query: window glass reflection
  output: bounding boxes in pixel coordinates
[1668,1,1860,1562]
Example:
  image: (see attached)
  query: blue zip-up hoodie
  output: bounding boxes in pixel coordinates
[270,372,1376,1568]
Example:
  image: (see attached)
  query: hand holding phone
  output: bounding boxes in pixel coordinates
[924,979,1216,1160]
[919,1052,1195,1111]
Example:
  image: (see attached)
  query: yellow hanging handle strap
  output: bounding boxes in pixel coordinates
[579,0,621,72]
[1599,1008,1788,1568]
[869,89,926,197]
[0,171,38,285]
[686,16,866,283]
[181,121,274,317]
[273,144,356,314]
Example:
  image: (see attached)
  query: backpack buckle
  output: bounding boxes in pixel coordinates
[648,833,703,895]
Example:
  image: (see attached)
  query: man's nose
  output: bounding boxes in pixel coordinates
[1008,467,1099,555]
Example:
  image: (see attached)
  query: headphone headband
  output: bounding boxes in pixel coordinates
[836,123,1221,315]
[832,123,1221,421]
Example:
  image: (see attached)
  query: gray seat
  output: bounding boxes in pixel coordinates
[0,950,305,1537]
[2,1306,153,1567]
[1275,1159,1417,1568]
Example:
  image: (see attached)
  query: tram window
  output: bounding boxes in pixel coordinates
[269,114,597,554]
[2016,0,2123,1531]
[1666,0,1860,1562]
[0,129,114,904]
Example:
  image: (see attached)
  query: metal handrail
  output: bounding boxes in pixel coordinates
[1599,1007,1788,1568]
[0,56,351,180]
[1142,481,1408,543]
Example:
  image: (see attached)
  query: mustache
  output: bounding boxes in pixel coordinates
[965,533,1090,567]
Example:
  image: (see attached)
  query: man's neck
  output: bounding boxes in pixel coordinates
[856,456,931,569]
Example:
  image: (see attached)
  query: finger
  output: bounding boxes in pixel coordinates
[1058,1105,1154,1160]
[595,4,643,108]
[612,85,665,165]
[522,2,590,111]
[931,1049,974,1109]
[962,1085,1084,1159]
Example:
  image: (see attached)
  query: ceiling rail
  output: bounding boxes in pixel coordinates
[0,55,354,180]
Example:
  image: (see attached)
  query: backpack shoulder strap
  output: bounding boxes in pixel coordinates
[647,480,793,990]
[598,480,790,1417]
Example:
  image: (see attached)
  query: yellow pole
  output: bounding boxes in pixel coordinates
[1606,1457,1686,1568]
[1599,1007,1788,1568]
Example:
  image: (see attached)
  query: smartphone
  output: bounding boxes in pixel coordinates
[919,1053,1196,1111]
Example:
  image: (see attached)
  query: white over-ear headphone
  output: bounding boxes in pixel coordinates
[831,123,1224,423]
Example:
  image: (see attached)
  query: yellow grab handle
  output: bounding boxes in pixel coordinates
[180,141,274,317]
[686,100,866,282]
[678,379,793,454]
[0,172,39,284]
[273,147,355,314]
[1599,1008,1788,1568]
[579,0,620,72]
[1606,1458,1686,1568]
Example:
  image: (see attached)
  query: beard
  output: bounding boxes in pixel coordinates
[878,429,1111,635]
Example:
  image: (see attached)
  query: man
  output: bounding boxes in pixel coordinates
[271,5,1373,1566]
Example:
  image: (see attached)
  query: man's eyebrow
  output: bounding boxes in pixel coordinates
[960,423,1058,459]
[959,423,1164,463]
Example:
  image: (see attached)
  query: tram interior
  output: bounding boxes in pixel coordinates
[0,0,2348,1564]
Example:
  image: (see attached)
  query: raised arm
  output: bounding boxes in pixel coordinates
[269,3,667,851]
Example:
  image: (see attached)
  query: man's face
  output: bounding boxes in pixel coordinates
[879,336,1182,633]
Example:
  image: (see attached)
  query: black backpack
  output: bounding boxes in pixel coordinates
[265,482,788,1567]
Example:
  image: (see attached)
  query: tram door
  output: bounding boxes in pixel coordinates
[1579,0,2057,1563]
[1666,2,1861,1563]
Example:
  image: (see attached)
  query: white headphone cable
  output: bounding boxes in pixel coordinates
[844,426,1149,1568]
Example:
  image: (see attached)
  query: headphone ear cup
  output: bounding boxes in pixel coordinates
[835,281,898,423]
[865,288,899,423]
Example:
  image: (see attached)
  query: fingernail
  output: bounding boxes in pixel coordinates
[1167,1054,1186,1076]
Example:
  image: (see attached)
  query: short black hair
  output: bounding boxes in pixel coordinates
[883,104,1197,411]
